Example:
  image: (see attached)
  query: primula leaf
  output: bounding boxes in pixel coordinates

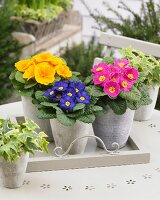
[40,102,58,108]
[37,109,56,119]
[73,103,85,111]
[108,98,127,115]
[24,82,37,89]
[56,110,76,126]
[19,88,34,97]
[91,85,106,97]
[78,114,96,123]
[15,71,25,84]
[35,91,48,102]
[9,70,16,80]
[103,57,114,64]
[119,86,141,102]
[84,75,93,85]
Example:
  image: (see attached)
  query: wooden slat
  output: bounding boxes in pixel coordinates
[99,33,160,58]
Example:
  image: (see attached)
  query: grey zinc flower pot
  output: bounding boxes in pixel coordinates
[50,119,90,154]
[92,108,135,150]
[21,96,53,142]
[0,153,29,189]
[134,86,159,121]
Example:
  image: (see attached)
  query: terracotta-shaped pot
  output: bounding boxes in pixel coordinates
[21,96,53,142]
[0,153,29,189]
[134,86,159,121]
[92,108,135,150]
[50,119,90,154]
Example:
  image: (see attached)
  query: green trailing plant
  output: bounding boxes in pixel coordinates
[0,0,22,105]
[0,118,49,162]
[85,56,152,115]
[84,0,160,44]
[120,47,160,86]
[61,37,104,80]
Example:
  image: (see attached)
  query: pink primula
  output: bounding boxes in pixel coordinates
[91,62,108,74]
[114,59,129,69]
[119,77,133,92]
[124,67,139,83]
[104,81,120,97]
[93,72,109,85]
[111,73,120,83]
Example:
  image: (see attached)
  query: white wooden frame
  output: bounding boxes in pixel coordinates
[99,32,160,58]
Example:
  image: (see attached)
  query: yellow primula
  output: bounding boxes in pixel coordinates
[23,63,35,80]
[56,65,72,79]
[33,52,54,63]
[35,62,56,85]
[15,59,31,72]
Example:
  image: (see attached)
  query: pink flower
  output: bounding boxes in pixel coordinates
[93,72,110,85]
[110,73,120,83]
[114,59,129,69]
[124,67,139,83]
[91,62,108,74]
[119,77,133,92]
[104,81,120,97]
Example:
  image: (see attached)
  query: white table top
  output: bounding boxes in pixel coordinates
[0,102,160,200]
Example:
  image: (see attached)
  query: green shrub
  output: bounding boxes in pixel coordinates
[0,1,22,105]
[61,37,104,80]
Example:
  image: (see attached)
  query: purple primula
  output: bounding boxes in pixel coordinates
[44,88,56,99]
[60,97,76,111]
[53,81,68,92]
[70,81,85,93]
[44,80,91,112]
[76,91,90,104]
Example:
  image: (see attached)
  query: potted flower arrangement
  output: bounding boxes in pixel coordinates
[34,78,103,154]
[11,0,72,39]
[120,47,160,121]
[9,52,72,142]
[0,118,48,189]
[86,56,151,149]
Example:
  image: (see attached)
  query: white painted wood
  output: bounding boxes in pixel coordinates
[99,33,160,57]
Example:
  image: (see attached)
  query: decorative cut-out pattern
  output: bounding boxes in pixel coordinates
[155,168,160,172]
[23,180,30,185]
[126,180,136,185]
[40,184,50,189]
[148,124,156,128]
[143,174,152,179]
[85,186,95,191]
[62,186,72,191]
[107,183,117,189]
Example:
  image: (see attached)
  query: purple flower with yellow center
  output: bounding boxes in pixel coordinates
[70,81,85,93]
[53,81,68,92]
[60,97,76,111]
[124,67,139,83]
[44,88,56,99]
[76,91,90,104]
[114,59,129,69]
[104,81,120,97]
[63,87,76,99]
[52,92,63,101]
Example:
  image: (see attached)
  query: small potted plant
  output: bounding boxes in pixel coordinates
[120,47,160,121]
[34,79,102,154]
[9,51,72,142]
[87,56,151,149]
[0,118,48,189]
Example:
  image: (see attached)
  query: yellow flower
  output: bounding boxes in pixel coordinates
[35,62,56,85]
[15,59,31,72]
[23,63,35,80]
[56,65,72,79]
[50,57,66,66]
[33,52,53,63]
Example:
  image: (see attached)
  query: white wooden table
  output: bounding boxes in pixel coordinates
[0,102,160,200]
